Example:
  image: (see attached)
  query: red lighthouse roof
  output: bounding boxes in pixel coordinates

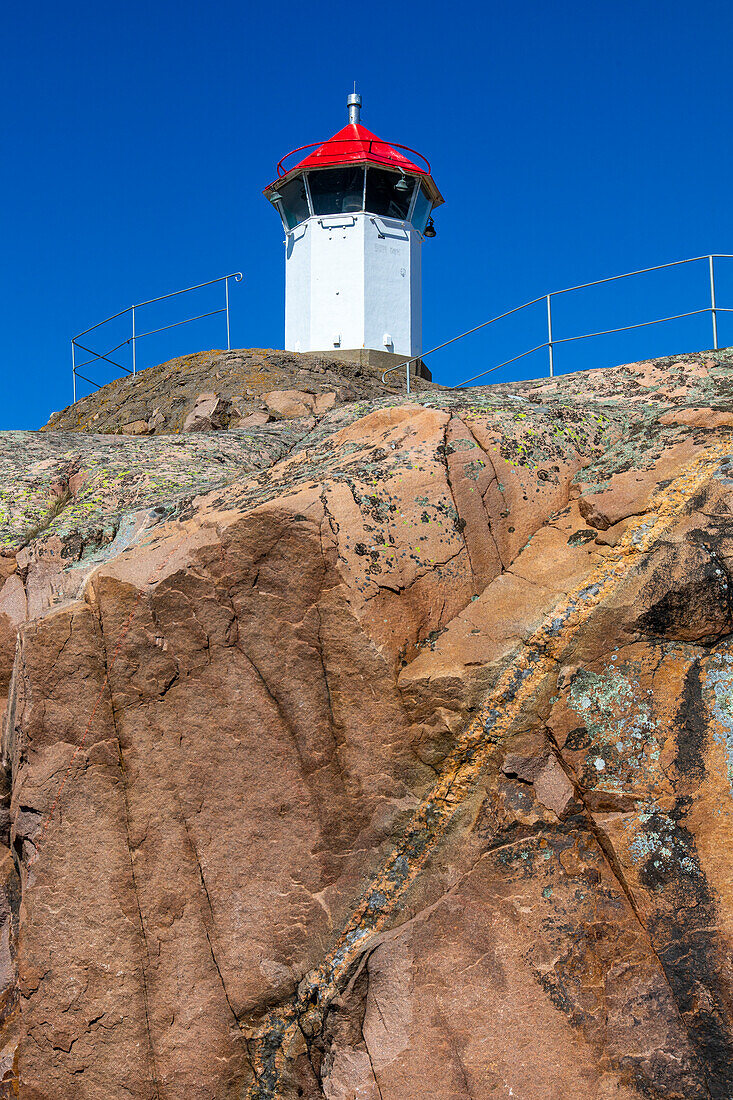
[265,95,443,206]
[291,122,429,175]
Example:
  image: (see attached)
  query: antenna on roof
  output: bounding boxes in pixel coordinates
[347,87,362,125]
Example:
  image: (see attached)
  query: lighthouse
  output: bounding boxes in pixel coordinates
[264,92,443,363]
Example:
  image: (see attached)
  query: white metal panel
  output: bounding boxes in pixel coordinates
[284,223,311,352]
[284,211,421,357]
[363,215,419,357]
[309,215,365,350]
[409,227,423,356]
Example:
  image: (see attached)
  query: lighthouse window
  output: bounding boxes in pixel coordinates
[411,184,433,233]
[365,168,415,220]
[307,167,366,215]
[275,176,311,229]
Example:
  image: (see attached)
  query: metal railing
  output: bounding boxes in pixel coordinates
[276,137,432,178]
[71,272,243,401]
[382,254,733,394]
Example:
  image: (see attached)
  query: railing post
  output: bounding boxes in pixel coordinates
[225,277,231,351]
[709,255,719,350]
[71,340,76,403]
[131,306,136,374]
[546,294,554,377]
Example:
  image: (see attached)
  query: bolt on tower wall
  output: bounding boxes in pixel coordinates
[264,92,443,359]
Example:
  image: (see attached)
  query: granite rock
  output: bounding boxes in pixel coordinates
[45,348,437,435]
[182,391,231,431]
[3,348,733,1097]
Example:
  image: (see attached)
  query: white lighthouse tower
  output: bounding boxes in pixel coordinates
[264,92,443,362]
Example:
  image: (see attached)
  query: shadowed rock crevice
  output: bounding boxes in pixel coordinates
[543,719,716,1096]
[637,660,733,1100]
[632,537,733,644]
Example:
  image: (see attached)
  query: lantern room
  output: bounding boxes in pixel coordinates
[264,92,443,360]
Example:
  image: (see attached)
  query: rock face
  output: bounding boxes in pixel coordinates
[45,348,436,436]
[4,349,733,1097]
[182,392,232,432]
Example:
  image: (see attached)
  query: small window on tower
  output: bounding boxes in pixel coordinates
[307,167,365,215]
[274,176,311,229]
[365,168,415,220]
[411,184,433,233]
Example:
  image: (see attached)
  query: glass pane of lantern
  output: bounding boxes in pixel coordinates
[307,167,365,215]
[411,184,432,233]
[275,176,311,229]
[365,169,415,220]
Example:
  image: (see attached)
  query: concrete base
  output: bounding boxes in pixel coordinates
[321,348,432,381]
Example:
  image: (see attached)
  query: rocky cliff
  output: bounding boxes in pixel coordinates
[4,348,733,1098]
[47,348,436,435]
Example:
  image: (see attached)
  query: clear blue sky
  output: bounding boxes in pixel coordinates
[3,0,733,428]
